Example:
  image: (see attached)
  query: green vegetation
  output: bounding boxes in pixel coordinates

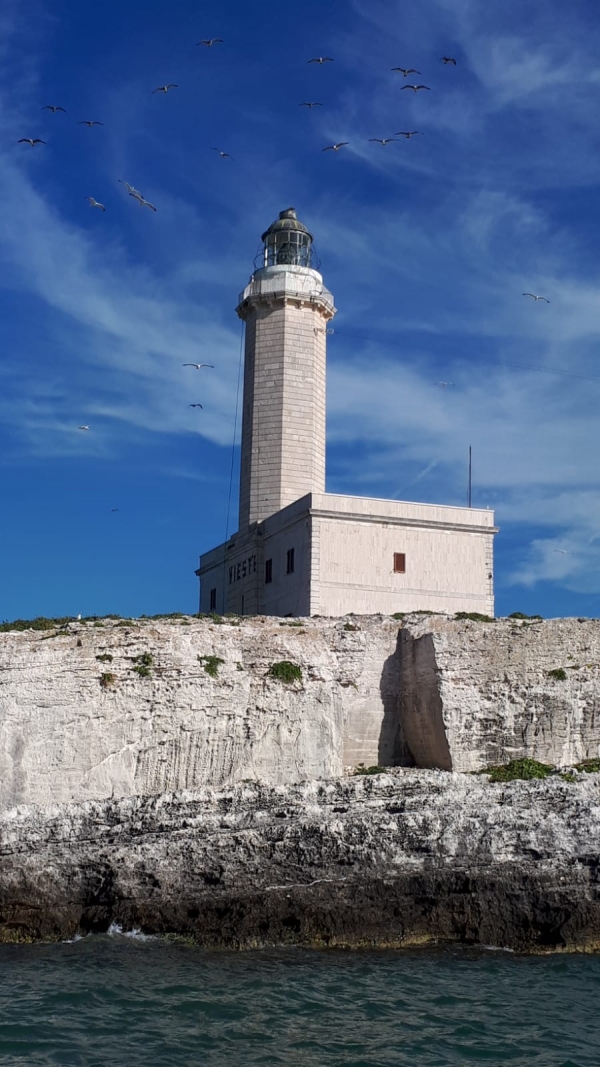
[392,612,406,620]
[479,758,553,782]
[547,668,567,681]
[198,655,225,678]
[268,661,302,684]
[96,653,113,663]
[575,758,600,773]
[279,620,305,627]
[0,616,71,633]
[455,612,495,623]
[133,652,153,667]
[353,764,386,776]
[343,622,360,631]
[99,672,116,688]
[132,665,151,678]
[236,662,244,671]
[508,612,543,620]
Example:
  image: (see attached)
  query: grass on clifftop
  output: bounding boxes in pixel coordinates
[479,758,553,782]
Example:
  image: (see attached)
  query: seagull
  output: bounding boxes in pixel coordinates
[368,137,397,145]
[308,56,334,64]
[189,403,203,408]
[183,363,214,369]
[153,84,178,93]
[523,293,549,302]
[322,142,348,152]
[86,197,105,211]
[197,38,223,46]
[391,68,421,76]
[111,508,119,512]
[300,102,322,108]
[137,197,156,211]
[436,381,454,387]
[18,138,46,146]
[78,425,90,431]
[401,84,431,92]
[78,120,104,127]
[211,148,233,159]
[396,130,421,138]
[442,56,457,65]
[118,179,143,199]
[554,549,569,554]
[42,105,66,112]
[76,613,82,620]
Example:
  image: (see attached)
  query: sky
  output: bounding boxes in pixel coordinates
[1,0,599,621]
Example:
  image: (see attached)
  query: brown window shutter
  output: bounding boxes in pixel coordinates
[393,553,406,574]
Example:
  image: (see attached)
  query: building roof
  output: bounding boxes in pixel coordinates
[261,207,313,243]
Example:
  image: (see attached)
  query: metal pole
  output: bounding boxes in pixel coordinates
[468,446,472,508]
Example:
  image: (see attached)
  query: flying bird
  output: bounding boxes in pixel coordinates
[183,363,214,369]
[42,105,66,113]
[396,130,421,138]
[308,56,334,64]
[300,102,322,108]
[322,142,348,152]
[523,293,549,302]
[137,197,156,211]
[153,84,178,93]
[211,148,233,159]
[554,549,569,554]
[78,120,104,126]
[118,179,143,198]
[368,137,396,145]
[391,68,421,76]
[197,38,223,46]
[401,84,430,92]
[78,425,90,431]
[436,381,454,387]
[86,197,105,210]
[189,403,203,408]
[442,56,457,65]
[17,138,46,146]
[111,508,119,512]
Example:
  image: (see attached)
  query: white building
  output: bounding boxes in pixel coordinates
[197,208,497,617]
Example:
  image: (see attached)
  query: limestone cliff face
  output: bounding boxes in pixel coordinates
[2,770,600,951]
[0,616,408,809]
[2,614,600,810]
[399,616,600,772]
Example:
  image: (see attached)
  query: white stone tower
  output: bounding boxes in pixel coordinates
[235,208,336,530]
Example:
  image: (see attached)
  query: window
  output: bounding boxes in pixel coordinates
[286,548,295,575]
[393,553,406,574]
[265,558,273,584]
[209,587,217,611]
[240,594,245,616]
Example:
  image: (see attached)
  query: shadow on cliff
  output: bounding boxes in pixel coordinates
[378,630,415,768]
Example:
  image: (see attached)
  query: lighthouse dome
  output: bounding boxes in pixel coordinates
[261,207,313,268]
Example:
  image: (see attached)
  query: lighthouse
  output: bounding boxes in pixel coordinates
[197,208,497,618]
[236,208,335,529]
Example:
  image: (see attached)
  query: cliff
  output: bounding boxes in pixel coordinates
[1,614,600,809]
[2,770,600,951]
[0,615,408,809]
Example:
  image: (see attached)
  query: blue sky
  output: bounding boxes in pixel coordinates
[2,0,600,621]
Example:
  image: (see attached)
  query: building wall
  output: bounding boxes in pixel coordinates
[236,265,333,529]
[311,494,495,616]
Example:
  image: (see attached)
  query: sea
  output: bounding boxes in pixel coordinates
[0,931,599,1066]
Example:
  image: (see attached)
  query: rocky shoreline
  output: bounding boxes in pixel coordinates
[2,768,600,952]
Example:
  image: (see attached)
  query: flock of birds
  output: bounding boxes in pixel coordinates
[19,36,552,436]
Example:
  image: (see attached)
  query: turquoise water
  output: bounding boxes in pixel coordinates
[0,936,599,1065]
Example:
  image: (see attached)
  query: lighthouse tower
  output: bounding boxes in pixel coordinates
[236,208,335,529]
[197,207,497,619]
